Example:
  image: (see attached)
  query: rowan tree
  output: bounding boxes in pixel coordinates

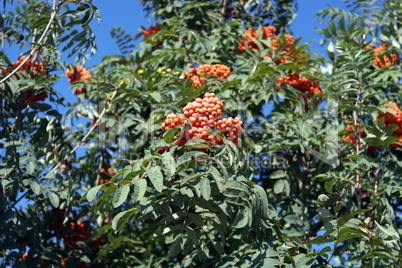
[1,0,402,267]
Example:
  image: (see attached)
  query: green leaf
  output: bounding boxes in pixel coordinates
[154,224,182,237]
[200,177,211,200]
[29,181,41,195]
[253,184,269,216]
[361,250,393,260]
[338,209,369,227]
[375,221,400,240]
[145,165,164,192]
[324,179,335,194]
[49,192,60,208]
[338,227,366,243]
[133,179,147,202]
[180,172,207,185]
[304,235,336,245]
[86,185,103,202]
[208,166,226,192]
[233,209,249,229]
[225,180,248,192]
[163,127,179,143]
[273,179,285,194]
[168,236,182,257]
[177,151,208,166]
[112,208,137,231]
[270,170,286,179]
[161,152,176,178]
[185,226,200,246]
[113,184,130,208]
[294,254,315,268]
[150,91,162,102]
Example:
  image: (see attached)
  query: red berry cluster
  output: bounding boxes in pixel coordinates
[185,64,231,89]
[372,44,399,68]
[143,25,160,39]
[161,92,243,146]
[47,208,105,267]
[65,66,92,96]
[238,25,297,64]
[277,73,322,95]
[376,101,402,148]
[26,90,48,102]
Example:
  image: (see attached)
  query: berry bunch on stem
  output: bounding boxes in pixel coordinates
[185,64,231,89]
[161,92,243,147]
[372,44,399,68]
[376,101,402,148]
[65,66,92,96]
[238,25,298,64]
[277,73,322,95]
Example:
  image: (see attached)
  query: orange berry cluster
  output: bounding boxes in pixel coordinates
[162,113,188,131]
[143,25,160,39]
[372,44,398,68]
[238,25,297,64]
[376,101,402,148]
[99,167,115,184]
[1,56,49,102]
[161,92,243,146]
[342,125,363,144]
[12,55,47,74]
[185,64,231,89]
[238,25,277,52]
[65,66,92,95]
[277,73,322,95]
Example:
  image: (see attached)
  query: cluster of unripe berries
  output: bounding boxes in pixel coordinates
[185,64,231,89]
[372,44,399,68]
[376,101,402,148]
[277,73,322,95]
[161,92,243,146]
[238,25,297,64]
[65,66,92,96]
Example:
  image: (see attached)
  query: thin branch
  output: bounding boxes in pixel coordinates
[49,84,119,174]
[9,189,31,210]
[1,0,6,53]
[95,152,104,186]
[353,58,363,212]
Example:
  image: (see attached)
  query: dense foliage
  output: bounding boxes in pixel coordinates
[1,0,402,267]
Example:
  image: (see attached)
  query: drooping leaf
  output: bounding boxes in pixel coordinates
[200,177,211,200]
[144,165,164,192]
[133,179,147,202]
[113,184,130,208]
